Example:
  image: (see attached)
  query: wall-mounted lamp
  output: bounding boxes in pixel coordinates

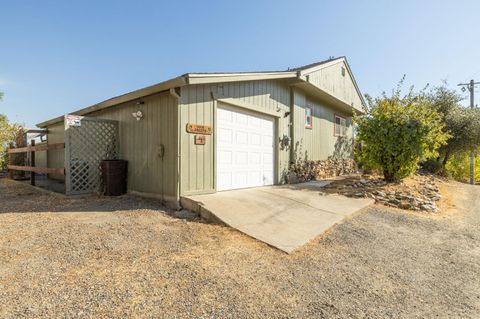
[279,134,291,150]
[132,110,144,121]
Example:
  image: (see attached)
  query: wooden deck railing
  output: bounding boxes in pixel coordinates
[7,141,65,186]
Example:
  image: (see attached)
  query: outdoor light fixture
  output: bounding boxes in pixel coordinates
[132,110,144,121]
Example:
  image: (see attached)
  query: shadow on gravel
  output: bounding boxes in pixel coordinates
[0,178,199,221]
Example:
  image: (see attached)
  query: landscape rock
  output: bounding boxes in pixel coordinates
[287,158,356,183]
[324,175,443,213]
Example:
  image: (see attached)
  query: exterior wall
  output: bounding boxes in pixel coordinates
[42,71,360,199]
[91,91,178,199]
[34,142,47,169]
[46,122,65,181]
[179,80,291,195]
[306,60,363,112]
[292,88,354,162]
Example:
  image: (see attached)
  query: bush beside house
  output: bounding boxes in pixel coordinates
[354,82,450,183]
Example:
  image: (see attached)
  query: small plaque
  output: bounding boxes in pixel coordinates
[65,114,83,127]
[194,135,206,145]
[186,123,212,135]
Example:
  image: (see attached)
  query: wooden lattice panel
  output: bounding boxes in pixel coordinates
[65,117,119,195]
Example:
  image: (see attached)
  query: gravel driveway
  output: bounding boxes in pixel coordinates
[1,178,479,318]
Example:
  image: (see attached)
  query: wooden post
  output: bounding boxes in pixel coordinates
[30,139,35,186]
[8,143,14,179]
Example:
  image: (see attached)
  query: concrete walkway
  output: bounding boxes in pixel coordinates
[183,181,374,253]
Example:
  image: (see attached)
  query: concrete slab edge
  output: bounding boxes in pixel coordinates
[180,196,225,225]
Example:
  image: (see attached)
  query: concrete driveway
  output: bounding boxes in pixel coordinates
[183,181,373,253]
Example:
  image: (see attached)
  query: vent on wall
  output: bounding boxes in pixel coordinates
[341,67,346,77]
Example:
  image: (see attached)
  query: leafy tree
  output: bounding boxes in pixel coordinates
[444,152,480,183]
[425,85,480,173]
[355,81,450,182]
[0,114,24,172]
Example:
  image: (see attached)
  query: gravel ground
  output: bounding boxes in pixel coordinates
[1,178,480,318]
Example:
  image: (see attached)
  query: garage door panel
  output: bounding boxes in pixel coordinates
[262,135,272,146]
[235,151,248,165]
[263,171,273,185]
[218,128,232,143]
[217,105,274,191]
[262,120,273,129]
[236,112,248,124]
[249,116,261,127]
[234,171,248,186]
[218,150,232,164]
[250,133,261,145]
[236,131,248,144]
[263,153,273,165]
[218,108,233,122]
[217,172,232,190]
[249,152,261,165]
[249,171,262,185]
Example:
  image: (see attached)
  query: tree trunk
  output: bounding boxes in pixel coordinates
[383,170,395,183]
[440,149,451,175]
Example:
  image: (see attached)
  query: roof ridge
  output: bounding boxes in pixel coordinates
[288,56,345,71]
[185,57,345,75]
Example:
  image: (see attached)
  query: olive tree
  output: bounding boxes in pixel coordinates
[0,115,24,171]
[355,83,450,182]
[425,85,480,173]
[0,92,25,172]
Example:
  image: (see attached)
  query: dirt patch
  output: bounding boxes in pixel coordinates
[1,177,480,318]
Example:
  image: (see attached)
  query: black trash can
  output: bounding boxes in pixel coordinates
[101,160,128,196]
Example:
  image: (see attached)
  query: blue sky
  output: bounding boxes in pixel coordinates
[0,0,479,127]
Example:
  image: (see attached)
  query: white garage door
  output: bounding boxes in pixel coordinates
[217,105,274,191]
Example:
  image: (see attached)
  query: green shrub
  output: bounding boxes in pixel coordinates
[355,85,450,183]
[0,114,24,172]
[445,152,480,183]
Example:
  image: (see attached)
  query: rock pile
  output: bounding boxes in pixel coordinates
[288,158,356,183]
[337,177,441,212]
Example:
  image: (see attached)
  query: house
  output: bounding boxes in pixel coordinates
[36,56,365,207]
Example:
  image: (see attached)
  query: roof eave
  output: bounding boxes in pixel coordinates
[185,71,297,85]
[37,76,187,128]
[295,80,366,115]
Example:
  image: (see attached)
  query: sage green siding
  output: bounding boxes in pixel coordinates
[179,80,291,195]
[34,142,47,169]
[292,88,354,161]
[91,91,178,198]
[306,60,363,112]
[46,122,65,181]
[43,63,361,199]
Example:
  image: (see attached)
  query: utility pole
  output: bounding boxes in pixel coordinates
[458,79,480,185]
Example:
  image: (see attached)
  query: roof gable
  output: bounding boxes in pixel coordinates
[297,57,365,112]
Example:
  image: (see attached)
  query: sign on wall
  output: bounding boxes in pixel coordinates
[194,135,206,145]
[186,123,212,135]
[65,114,84,127]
